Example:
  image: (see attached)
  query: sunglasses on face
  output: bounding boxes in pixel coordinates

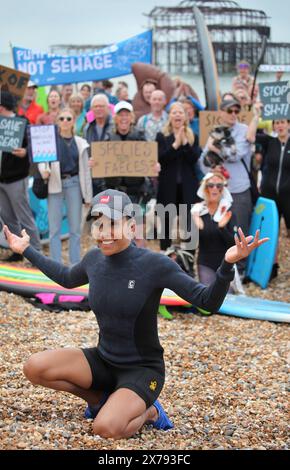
[206,183,224,190]
[59,116,73,122]
[227,108,240,115]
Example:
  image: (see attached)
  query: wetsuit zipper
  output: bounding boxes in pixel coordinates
[276,142,286,195]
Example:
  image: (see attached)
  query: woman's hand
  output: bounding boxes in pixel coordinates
[3,225,30,254]
[218,210,232,228]
[193,214,204,230]
[11,148,27,158]
[154,162,161,175]
[42,171,50,180]
[207,136,221,155]
[225,227,269,264]
[88,158,95,169]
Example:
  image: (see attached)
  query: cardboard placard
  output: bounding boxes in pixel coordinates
[259,81,290,120]
[91,141,158,178]
[0,64,30,107]
[29,125,58,163]
[0,115,26,152]
[199,110,253,148]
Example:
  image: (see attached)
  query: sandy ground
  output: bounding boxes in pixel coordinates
[0,224,289,450]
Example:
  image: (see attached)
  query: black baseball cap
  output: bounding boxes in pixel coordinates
[220,98,241,111]
[90,189,135,220]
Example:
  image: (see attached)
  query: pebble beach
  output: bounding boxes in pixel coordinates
[0,224,289,450]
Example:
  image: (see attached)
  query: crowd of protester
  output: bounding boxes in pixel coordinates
[1,64,289,286]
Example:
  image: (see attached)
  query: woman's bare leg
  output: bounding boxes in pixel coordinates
[92,388,158,439]
[23,348,102,405]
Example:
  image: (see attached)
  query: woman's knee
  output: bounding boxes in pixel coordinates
[23,353,49,385]
[92,417,125,440]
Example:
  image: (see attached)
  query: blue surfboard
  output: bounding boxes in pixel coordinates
[219,294,290,323]
[246,197,279,289]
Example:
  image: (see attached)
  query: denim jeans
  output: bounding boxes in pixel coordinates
[48,175,82,264]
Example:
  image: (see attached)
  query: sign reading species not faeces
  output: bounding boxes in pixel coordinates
[91,141,158,178]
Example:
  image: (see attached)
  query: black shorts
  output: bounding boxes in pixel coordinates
[82,347,165,408]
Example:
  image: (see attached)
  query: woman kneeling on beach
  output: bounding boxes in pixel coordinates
[4,189,268,439]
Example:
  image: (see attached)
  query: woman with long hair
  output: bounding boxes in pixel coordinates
[36,89,62,125]
[156,102,201,251]
[38,108,92,263]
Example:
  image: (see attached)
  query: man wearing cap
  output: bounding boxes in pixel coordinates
[0,91,41,260]
[201,97,259,274]
[105,101,152,205]
[18,81,44,124]
[3,187,267,439]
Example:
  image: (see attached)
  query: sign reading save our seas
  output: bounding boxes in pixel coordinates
[12,31,153,87]
[259,81,290,120]
[0,115,26,152]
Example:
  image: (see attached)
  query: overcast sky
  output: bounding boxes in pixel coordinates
[2,0,289,53]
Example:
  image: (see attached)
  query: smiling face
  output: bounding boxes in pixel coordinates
[220,106,240,127]
[91,96,109,120]
[142,83,156,104]
[91,215,134,256]
[204,175,225,204]
[150,90,166,114]
[69,96,83,114]
[57,110,75,135]
[115,110,133,134]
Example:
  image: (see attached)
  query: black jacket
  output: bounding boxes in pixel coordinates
[198,212,237,271]
[257,134,290,197]
[156,132,201,206]
[83,115,113,145]
[0,116,29,183]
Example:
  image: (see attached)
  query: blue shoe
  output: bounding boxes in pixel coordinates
[84,392,110,419]
[151,400,174,431]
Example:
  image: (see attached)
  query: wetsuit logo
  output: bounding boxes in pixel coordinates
[149,380,157,391]
[128,280,135,289]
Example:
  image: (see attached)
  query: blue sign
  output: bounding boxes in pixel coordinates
[12,31,153,87]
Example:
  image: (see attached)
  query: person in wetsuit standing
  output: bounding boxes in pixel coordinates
[3,189,268,440]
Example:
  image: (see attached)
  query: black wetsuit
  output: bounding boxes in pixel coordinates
[24,244,234,406]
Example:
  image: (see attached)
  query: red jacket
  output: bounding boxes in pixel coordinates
[18,101,44,124]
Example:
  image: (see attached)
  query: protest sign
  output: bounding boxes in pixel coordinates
[259,81,290,120]
[0,64,30,106]
[13,30,152,86]
[260,65,290,73]
[29,125,58,163]
[199,110,253,147]
[91,141,158,178]
[0,115,26,152]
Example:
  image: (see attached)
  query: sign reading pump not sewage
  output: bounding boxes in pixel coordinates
[259,81,290,120]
